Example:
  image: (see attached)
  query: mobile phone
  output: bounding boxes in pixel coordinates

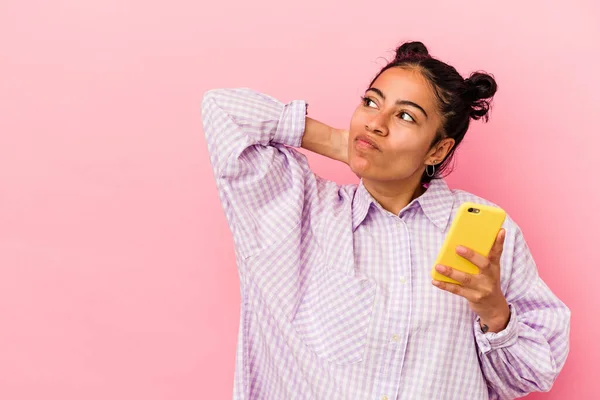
[431,202,506,285]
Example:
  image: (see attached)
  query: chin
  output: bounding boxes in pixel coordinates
[348,156,371,179]
[349,156,414,183]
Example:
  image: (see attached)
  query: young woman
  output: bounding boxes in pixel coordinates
[201,41,570,400]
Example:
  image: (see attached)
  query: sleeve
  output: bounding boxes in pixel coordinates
[473,223,571,400]
[201,88,316,263]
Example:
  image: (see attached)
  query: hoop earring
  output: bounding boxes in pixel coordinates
[426,163,436,178]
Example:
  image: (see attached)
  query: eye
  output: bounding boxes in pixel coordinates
[398,111,415,122]
[361,96,377,108]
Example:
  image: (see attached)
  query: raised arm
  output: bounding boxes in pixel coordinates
[201,88,346,264]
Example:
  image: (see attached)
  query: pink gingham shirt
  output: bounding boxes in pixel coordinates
[201,88,570,400]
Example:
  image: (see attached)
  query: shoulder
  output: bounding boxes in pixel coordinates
[451,188,499,208]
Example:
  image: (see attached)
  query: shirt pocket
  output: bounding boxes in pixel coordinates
[291,263,377,365]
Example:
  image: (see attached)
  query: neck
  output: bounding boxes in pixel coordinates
[362,174,426,216]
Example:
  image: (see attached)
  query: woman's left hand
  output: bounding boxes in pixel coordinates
[432,229,510,333]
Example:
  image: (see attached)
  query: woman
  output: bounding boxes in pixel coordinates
[201,41,570,400]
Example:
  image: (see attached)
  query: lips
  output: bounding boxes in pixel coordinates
[355,134,380,151]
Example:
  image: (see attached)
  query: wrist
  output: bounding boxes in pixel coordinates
[479,303,511,333]
[330,127,349,164]
[302,118,347,163]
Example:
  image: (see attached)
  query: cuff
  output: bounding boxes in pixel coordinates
[274,100,307,148]
[474,304,520,354]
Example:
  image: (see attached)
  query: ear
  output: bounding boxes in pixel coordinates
[425,138,455,164]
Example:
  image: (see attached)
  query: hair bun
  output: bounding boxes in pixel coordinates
[464,72,498,121]
[395,41,429,59]
[465,72,497,100]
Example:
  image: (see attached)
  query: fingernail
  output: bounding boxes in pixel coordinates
[432,280,441,286]
[435,264,446,273]
[456,246,467,255]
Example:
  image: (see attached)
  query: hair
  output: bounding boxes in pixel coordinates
[369,41,498,184]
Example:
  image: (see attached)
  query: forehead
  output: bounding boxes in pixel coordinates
[370,67,437,112]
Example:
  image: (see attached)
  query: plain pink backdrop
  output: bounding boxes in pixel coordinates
[1,0,598,399]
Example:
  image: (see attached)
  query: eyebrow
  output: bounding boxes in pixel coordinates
[366,87,428,119]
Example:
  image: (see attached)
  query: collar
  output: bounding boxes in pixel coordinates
[351,178,454,232]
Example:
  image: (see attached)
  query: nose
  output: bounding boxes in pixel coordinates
[365,114,388,136]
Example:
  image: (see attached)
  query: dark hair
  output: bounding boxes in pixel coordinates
[369,41,498,183]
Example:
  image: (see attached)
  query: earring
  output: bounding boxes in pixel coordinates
[426,161,437,178]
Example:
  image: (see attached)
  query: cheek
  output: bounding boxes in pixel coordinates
[381,130,437,174]
[396,133,429,152]
[349,111,365,133]
[385,127,427,154]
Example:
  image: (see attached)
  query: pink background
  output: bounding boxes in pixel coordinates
[1,0,598,398]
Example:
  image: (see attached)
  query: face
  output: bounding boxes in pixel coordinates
[348,67,453,183]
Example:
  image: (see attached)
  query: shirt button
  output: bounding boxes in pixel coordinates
[382,396,389,400]
[399,276,407,284]
[391,334,400,342]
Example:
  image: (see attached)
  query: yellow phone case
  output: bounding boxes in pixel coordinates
[431,202,506,284]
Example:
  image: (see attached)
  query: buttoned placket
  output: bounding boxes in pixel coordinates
[373,214,413,400]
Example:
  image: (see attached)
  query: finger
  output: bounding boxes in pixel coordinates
[432,279,481,302]
[488,228,506,263]
[434,264,477,288]
[455,246,491,271]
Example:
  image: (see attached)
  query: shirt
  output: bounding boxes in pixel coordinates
[201,88,571,400]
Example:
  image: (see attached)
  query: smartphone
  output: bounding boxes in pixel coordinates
[431,202,506,285]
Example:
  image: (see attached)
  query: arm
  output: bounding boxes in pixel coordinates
[302,118,348,164]
[201,88,345,262]
[474,227,571,399]
[433,223,570,399]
